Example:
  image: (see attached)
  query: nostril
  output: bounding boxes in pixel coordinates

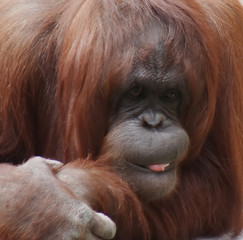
[141,112,165,128]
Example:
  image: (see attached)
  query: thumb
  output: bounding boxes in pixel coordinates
[90,212,116,239]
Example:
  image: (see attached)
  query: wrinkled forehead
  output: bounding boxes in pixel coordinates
[104,8,202,98]
[124,23,186,86]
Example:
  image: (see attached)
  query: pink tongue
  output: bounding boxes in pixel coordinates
[148,164,166,172]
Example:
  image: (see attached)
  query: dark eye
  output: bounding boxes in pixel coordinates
[161,90,179,102]
[128,85,142,98]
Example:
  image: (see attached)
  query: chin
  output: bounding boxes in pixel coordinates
[120,162,178,201]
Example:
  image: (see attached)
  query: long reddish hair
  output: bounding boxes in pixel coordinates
[0,0,242,239]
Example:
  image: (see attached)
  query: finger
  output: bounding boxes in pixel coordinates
[44,159,64,170]
[25,157,63,170]
[90,212,116,240]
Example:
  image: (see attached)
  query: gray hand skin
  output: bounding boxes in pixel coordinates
[0,157,116,240]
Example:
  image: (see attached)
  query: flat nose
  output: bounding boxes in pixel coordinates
[140,111,165,128]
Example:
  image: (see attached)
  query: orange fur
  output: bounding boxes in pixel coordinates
[0,0,242,239]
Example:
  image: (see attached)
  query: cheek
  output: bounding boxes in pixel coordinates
[101,120,189,200]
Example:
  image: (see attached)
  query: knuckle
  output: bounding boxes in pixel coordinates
[23,156,48,170]
[27,156,45,164]
[20,156,51,175]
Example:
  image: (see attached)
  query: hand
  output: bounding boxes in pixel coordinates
[0,157,116,240]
